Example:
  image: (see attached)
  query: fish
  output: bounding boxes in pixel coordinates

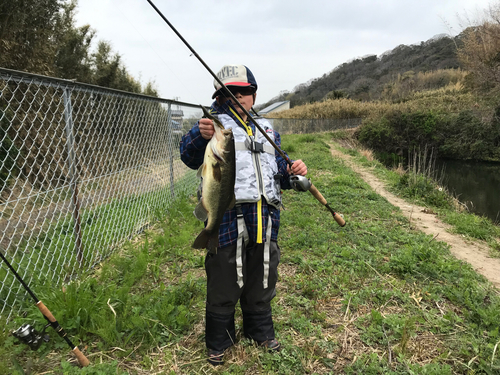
[192,107,236,253]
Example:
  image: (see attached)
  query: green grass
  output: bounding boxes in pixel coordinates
[1,133,499,374]
[342,140,500,257]
[0,172,197,310]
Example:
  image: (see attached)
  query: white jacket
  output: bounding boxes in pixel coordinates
[217,114,282,208]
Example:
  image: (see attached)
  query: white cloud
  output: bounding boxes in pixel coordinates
[75,0,494,104]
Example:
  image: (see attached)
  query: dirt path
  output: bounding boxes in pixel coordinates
[330,146,500,290]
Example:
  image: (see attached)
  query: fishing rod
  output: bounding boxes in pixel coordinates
[146,0,345,227]
[0,251,90,367]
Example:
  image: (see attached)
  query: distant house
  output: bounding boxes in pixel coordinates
[171,109,184,130]
[257,101,290,116]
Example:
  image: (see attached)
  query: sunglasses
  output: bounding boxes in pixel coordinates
[226,86,256,97]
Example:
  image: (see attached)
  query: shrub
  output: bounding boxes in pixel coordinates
[357,110,448,157]
[440,110,500,160]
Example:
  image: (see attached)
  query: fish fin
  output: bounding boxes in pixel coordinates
[207,233,219,253]
[201,105,211,119]
[210,141,223,162]
[212,163,222,182]
[196,163,206,179]
[228,194,236,210]
[192,229,219,253]
[193,200,208,221]
[210,137,228,164]
[192,229,209,249]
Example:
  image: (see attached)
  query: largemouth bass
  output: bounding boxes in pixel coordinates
[192,107,236,253]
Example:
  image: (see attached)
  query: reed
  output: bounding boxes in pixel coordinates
[270,90,477,121]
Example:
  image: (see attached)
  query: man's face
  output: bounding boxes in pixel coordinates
[218,86,256,118]
[230,91,255,117]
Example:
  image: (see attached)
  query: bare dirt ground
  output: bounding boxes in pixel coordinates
[330,145,500,290]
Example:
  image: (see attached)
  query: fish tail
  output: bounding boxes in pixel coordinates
[192,229,219,253]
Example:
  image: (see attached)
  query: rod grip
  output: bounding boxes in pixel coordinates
[72,346,90,367]
[308,184,346,227]
[332,209,346,227]
[36,301,56,322]
[308,184,327,205]
[37,301,91,367]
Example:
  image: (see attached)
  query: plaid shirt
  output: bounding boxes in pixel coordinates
[179,101,293,248]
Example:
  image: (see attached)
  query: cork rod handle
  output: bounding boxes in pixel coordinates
[72,346,91,367]
[309,184,346,227]
[36,301,90,367]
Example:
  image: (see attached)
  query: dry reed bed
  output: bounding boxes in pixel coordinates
[270,87,479,120]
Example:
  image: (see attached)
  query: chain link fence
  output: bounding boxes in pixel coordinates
[0,67,361,321]
[0,68,202,320]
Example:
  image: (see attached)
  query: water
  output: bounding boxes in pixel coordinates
[437,159,500,223]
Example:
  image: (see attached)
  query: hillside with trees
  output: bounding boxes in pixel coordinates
[267,3,500,163]
[257,34,462,110]
[0,0,157,96]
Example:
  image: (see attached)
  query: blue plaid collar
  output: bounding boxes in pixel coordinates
[210,100,254,131]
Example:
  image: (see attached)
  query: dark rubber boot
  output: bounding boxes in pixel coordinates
[242,309,275,343]
[205,310,236,365]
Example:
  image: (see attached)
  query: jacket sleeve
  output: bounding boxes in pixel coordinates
[179,121,209,170]
[273,131,293,190]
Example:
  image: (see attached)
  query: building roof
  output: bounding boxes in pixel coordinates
[258,101,290,115]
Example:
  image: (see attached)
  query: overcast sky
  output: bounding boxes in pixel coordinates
[75,0,492,107]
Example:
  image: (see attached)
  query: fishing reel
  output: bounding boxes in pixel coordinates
[12,323,50,351]
[289,175,312,192]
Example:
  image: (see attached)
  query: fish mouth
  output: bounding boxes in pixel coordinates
[213,153,224,163]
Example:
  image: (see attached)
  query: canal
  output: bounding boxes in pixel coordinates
[437,159,500,223]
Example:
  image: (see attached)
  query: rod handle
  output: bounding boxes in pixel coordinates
[308,184,346,227]
[308,183,327,205]
[72,346,91,367]
[36,301,56,322]
[37,301,90,367]
[329,205,346,227]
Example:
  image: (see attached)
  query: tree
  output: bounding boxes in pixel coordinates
[90,41,142,93]
[0,0,62,75]
[143,81,160,97]
[0,0,158,95]
[53,0,95,82]
[457,3,500,93]
[91,41,121,88]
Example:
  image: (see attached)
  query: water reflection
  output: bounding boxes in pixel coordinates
[437,159,500,223]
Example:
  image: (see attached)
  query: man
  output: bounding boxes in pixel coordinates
[179,64,307,365]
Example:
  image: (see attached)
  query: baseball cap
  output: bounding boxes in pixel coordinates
[212,64,258,99]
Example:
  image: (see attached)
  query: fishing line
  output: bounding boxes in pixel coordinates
[145,0,346,227]
[114,3,208,107]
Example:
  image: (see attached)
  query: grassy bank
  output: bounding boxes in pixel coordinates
[1,132,499,374]
[270,85,500,163]
[330,130,500,258]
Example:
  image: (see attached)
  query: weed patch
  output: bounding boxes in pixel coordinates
[2,133,500,374]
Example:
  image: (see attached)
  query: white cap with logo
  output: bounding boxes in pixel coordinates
[212,64,258,99]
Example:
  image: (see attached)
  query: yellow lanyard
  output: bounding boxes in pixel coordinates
[229,107,264,243]
[229,107,253,136]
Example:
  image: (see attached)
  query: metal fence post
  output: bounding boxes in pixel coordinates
[166,102,175,199]
[0,67,203,321]
[63,88,85,266]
